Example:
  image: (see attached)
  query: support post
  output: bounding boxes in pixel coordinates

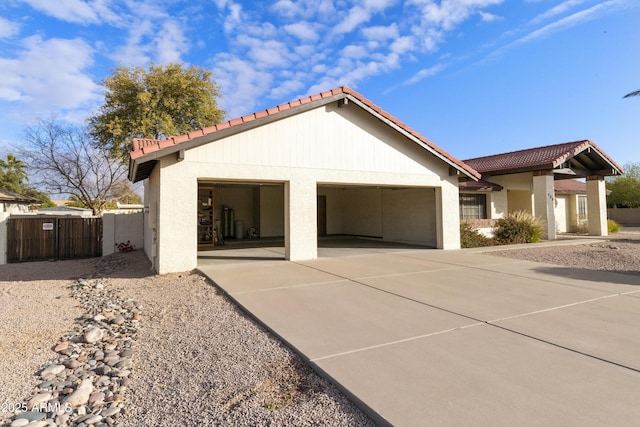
[284,178,318,261]
[533,171,556,240]
[586,176,608,236]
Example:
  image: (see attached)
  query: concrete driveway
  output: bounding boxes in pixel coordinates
[198,241,640,426]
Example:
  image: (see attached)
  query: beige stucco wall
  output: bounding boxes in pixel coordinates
[145,103,462,273]
[102,212,144,256]
[0,212,9,264]
[259,185,284,237]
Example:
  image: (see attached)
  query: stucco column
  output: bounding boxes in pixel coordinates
[0,212,9,265]
[437,178,461,250]
[532,171,556,240]
[284,178,317,261]
[586,176,608,236]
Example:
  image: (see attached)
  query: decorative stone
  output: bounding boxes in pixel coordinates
[84,327,104,344]
[64,359,82,369]
[100,407,121,417]
[55,414,70,425]
[27,392,53,410]
[111,315,125,325]
[14,410,46,422]
[10,418,29,427]
[94,314,106,322]
[53,341,69,352]
[64,378,93,407]
[89,391,106,405]
[40,364,65,379]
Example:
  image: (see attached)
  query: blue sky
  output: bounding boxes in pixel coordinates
[1,0,639,165]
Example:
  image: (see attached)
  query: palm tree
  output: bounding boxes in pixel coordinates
[0,154,28,192]
[623,90,640,98]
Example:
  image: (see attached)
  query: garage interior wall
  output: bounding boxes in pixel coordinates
[317,186,437,246]
[209,184,285,238]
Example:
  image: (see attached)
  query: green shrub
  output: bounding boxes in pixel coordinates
[493,211,545,244]
[608,219,620,234]
[460,222,495,248]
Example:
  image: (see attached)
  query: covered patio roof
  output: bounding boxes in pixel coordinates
[462,140,623,179]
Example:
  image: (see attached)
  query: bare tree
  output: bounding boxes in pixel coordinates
[19,118,127,215]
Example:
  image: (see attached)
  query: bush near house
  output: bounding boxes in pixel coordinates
[608,219,620,234]
[460,223,495,248]
[493,211,545,245]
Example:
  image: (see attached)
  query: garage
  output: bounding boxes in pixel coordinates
[129,87,480,273]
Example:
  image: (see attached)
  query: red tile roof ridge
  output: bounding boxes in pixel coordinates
[129,85,480,179]
[463,140,588,163]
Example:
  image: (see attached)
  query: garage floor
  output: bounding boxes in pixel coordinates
[198,239,640,426]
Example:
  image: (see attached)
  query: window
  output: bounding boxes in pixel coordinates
[459,193,487,220]
[577,195,587,221]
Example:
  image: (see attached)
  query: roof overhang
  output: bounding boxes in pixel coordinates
[551,144,623,178]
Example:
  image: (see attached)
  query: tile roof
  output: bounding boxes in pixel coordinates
[129,86,480,181]
[463,140,623,175]
[458,179,503,191]
[0,187,39,203]
[553,179,612,195]
[554,179,588,193]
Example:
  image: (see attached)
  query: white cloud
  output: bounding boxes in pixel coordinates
[273,0,336,20]
[213,55,274,117]
[408,0,504,31]
[342,45,369,59]
[530,0,590,25]
[106,3,191,66]
[362,23,399,41]
[237,35,292,69]
[269,79,305,99]
[405,63,446,86]
[0,17,20,39]
[494,0,624,57]
[19,0,116,25]
[333,0,397,35]
[155,21,190,64]
[0,36,99,110]
[479,11,501,22]
[284,22,320,41]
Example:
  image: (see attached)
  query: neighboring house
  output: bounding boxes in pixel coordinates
[128,86,480,273]
[0,188,39,213]
[459,141,623,238]
[37,205,94,217]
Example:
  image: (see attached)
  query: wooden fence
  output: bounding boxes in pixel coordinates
[6,216,102,262]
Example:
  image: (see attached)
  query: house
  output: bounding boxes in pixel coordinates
[37,205,94,217]
[459,141,623,237]
[0,188,39,213]
[128,86,481,273]
[128,88,623,274]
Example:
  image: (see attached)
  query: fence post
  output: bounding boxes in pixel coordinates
[102,213,116,256]
[0,213,9,265]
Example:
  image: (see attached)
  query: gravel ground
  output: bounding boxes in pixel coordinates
[0,252,373,426]
[488,231,640,277]
[0,260,91,425]
[1,231,638,426]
